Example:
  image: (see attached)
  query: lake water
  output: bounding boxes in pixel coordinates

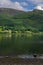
[0,32,43,55]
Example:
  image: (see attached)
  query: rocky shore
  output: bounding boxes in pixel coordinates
[0,57,43,65]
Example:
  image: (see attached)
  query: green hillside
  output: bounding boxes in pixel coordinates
[0,8,43,32]
[12,9,43,31]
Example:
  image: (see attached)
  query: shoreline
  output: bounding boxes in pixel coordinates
[0,57,43,65]
[0,54,43,59]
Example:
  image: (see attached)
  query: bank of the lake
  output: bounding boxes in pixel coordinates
[0,57,43,65]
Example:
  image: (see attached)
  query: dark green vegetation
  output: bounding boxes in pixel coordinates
[0,8,43,55]
[0,8,43,32]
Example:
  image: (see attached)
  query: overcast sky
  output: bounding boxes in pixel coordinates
[0,0,43,11]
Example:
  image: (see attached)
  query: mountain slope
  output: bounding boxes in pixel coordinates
[0,8,43,32]
[0,8,25,15]
[12,9,43,31]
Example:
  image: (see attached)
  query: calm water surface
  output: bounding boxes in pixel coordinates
[0,32,43,56]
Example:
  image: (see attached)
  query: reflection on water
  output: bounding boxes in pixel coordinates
[0,33,12,39]
[0,32,43,55]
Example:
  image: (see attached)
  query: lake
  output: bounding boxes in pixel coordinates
[0,32,43,55]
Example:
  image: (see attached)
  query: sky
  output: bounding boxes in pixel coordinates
[0,0,43,11]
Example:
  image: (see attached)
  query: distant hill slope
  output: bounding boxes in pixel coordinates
[0,8,43,32]
[0,8,25,15]
[12,9,43,31]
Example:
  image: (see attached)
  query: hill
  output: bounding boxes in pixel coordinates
[0,8,43,32]
[12,9,43,32]
[0,8,25,15]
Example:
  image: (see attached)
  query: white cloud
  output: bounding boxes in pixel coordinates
[13,2,24,11]
[0,0,25,11]
[21,2,28,6]
[35,5,43,10]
